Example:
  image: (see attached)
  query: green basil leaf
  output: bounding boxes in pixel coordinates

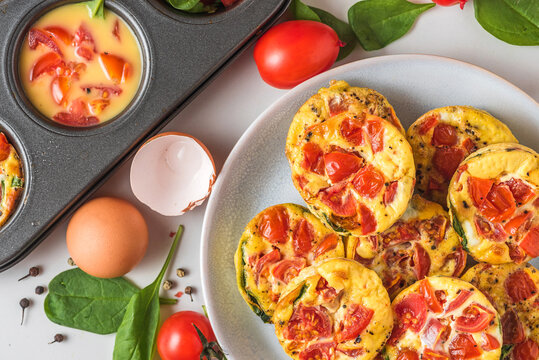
[44,268,139,335]
[85,0,105,19]
[113,225,184,360]
[167,0,219,13]
[348,0,435,51]
[500,344,514,359]
[474,0,539,46]
[292,0,356,61]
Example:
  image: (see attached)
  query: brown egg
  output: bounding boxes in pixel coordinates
[66,197,148,278]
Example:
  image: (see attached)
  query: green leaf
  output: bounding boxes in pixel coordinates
[293,283,308,305]
[11,176,23,188]
[474,0,539,46]
[500,344,514,359]
[292,0,356,61]
[44,269,138,334]
[449,203,469,252]
[166,0,219,13]
[113,225,184,360]
[348,0,435,51]
[85,0,105,19]
[44,269,177,334]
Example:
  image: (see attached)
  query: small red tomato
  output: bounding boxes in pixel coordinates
[254,20,341,89]
[157,311,217,360]
[432,0,467,9]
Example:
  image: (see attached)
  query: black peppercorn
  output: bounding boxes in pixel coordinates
[49,334,65,344]
[35,286,45,295]
[19,298,30,325]
[18,266,40,281]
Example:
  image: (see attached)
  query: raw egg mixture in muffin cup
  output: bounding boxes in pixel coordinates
[407,106,517,208]
[386,276,502,359]
[448,143,539,264]
[273,258,393,360]
[347,194,466,299]
[19,2,142,127]
[462,262,539,359]
[286,108,415,237]
[0,133,24,227]
[234,204,345,322]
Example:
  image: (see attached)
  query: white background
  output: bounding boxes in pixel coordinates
[1,1,538,359]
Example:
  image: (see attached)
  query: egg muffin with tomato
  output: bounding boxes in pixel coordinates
[0,133,24,227]
[286,109,415,237]
[385,276,502,360]
[462,263,539,360]
[407,106,517,207]
[274,258,393,360]
[347,195,466,299]
[234,204,345,322]
[448,143,539,264]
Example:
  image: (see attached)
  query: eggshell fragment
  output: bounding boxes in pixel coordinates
[130,132,216,216]
[66,197,149,278]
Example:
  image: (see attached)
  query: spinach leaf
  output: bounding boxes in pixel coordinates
[348,0,435,51]
[11,176,23,188]
[450,203,469,252]
[292,0,356,60]
[45,269,138,334]
[113,225,184,360]
[167,0,219,13]
[85,0,105,19]
[474,0,539,46]
[44,269,177,334]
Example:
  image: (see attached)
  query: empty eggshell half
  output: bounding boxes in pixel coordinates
[130,132,216,216]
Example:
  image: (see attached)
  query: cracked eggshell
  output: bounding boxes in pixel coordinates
[130,132,216,216]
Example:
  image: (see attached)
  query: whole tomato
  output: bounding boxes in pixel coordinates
[432,0,468,9]
[253,20,341,89]
[157,311,218,360]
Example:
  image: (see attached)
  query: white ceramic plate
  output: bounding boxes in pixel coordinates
[200,54,539,360]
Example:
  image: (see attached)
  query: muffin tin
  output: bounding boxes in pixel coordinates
[0,0,290,271]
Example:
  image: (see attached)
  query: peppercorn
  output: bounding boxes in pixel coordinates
[49,334,65,344]
[67,258,76,266]
[185,286,193,302]
[176,268,186,278]
[18,266,39,281]
[35,286,45,295]
[19,298,30,325]
[163,280,174,290]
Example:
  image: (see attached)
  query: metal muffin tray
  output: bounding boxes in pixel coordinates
[0,0,290,272]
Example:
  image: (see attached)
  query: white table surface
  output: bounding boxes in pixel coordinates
[1,1,538,359]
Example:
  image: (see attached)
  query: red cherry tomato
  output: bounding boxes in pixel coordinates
[0,133,11,161]
[340,117,364,145]
[501,309,525,344]
[44,26,73,45]
[520,226,539,257]
[397,350,420,360]
[432,0,468,9]
[271,258,306,284]
[481,333,501,351]
[292,219,314,256]
[479,183,517,223]
[156,311,217,360]
[431,124,458,146]
[98,53,130,83]
[302,142,325,175]
[444,290,472,313]
[418,114,439,135]
[320,182,357,217]
[432,147,465,181]
[455,303,495,332]
[284,304,332,341]
[513,339,539,360]
[364,117,385,153]
[259,206,289,244]
[336,303,374,342]
[30,52,63,81]
[448,333,481,360]
[419,279,443,313]
[422,318,450,349]
[359,203,377,235]
[51,76,71,106]
[412,244,431,280]
[253,20,341,89]
[313,233,339,259]
[324,151,363,183]
[468,177,495,207]
[394,293,428,333]
[352,165,385,199]
[504,269,538,303]
[254,249,281,282]
[299,342,334,360]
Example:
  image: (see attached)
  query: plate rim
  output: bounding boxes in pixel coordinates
[199,53,539,355]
